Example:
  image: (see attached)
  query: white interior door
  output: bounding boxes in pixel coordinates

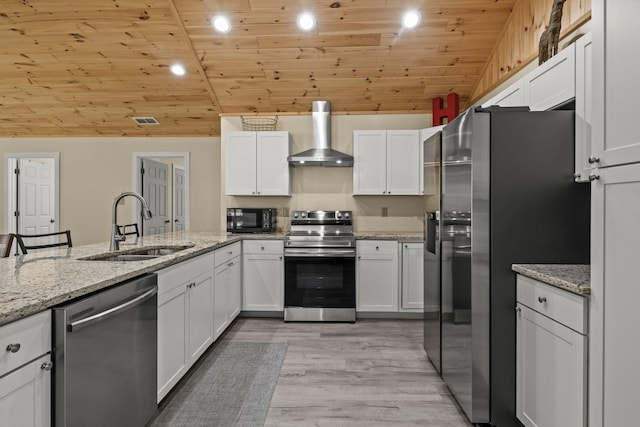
[173,165,185,232]
[18,159,56,248]
[142,159,169,236]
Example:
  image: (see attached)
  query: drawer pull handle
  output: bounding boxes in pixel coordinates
[6,343,20,353]
[41,362,53,371]
[538,296,547,304]
[261,246,265,251]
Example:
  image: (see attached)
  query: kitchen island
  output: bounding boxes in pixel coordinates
[0,232,246,326]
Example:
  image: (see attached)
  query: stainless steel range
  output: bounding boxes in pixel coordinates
[284,210,356,322]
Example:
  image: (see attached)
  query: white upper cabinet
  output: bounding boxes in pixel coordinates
[482,41,577,112]
[525,43,576,111]
[256,132,291,195]
[353,130,387,195]
[386,130,421,194]
[225,131,290,196]
[575,32,594,183]
[592,0,640,168]
[353,129,421,195]
[482,79,526,108]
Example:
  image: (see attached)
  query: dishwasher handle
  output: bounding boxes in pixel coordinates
[68,287,157,333]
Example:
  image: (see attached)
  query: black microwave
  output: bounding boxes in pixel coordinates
[227,208,277,233]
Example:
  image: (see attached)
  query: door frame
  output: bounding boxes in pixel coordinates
[131,152,190,231]
[3,152,60,234]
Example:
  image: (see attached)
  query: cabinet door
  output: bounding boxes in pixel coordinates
[226,132,257,195]
[483,79,526,107]
[353,130,387,195]
[243,253,284,311]
[386,130,420,195]
[356,241,398,312]
[187,270,214,365]
[420,126,443,195]
[228,257,242,320]
[401,243,424,310]
[214,264,230,340]
[516,304,586,427]
[575,32,593,183]
[590,163,640,426]
[0,355,51,427]
[525,43,576,111]
[257,131,290,196]
[592,0,640,168]
[157,283,188,402]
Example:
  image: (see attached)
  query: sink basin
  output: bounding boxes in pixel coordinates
[123,246,194,256]
[93,254,161,262]
[80,245,194,262]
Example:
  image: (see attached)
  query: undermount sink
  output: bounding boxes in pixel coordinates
[80,245,194,262]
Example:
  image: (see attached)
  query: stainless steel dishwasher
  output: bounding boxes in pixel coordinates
[53,273,158,427]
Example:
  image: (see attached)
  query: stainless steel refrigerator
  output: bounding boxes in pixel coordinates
[423,107,590,426]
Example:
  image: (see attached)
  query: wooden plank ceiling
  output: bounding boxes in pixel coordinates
[0,0,516,137]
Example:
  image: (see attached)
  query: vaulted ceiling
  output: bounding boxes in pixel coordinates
[0,0,517,137]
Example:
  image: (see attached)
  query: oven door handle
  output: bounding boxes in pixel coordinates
[284,248,356,258]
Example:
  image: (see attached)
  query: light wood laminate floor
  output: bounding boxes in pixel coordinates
[223,318,471,426]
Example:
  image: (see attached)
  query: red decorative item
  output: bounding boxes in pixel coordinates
[432,93,460,126]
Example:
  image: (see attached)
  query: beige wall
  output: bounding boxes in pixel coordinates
[1,137,221,246]
[221,113,433,233]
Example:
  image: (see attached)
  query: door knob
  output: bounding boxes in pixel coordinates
[164,220,170,224]
[41,362,53,371]
[538,296,547,303]
[174,219,179,223]
[588,156,600,164]
[50,219,55,223]
[588,173,600,181]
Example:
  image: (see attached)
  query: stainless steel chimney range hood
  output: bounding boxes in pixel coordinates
[287,100,354,167]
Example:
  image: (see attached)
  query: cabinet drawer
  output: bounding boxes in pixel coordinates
[0,311,51,378]
[243,240,283,255]
[214,242,242,267]
[157,252,214,295]
[517,275,587,334]
[356,240,397,255]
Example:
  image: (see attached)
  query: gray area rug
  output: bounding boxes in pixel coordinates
[151,342,288,427]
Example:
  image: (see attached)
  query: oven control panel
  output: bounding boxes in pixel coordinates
[291,210,351,222]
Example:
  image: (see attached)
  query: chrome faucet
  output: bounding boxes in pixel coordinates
[110,191,152,251]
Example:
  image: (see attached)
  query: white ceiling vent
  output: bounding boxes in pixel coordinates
[132,117,160,125]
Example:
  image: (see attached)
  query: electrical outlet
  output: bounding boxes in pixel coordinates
[381,207,388,217]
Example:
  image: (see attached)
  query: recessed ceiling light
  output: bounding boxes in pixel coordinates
[402,11,421,29]
[212,16,230,33]
[297,12,316,31]
[170,63,186,76]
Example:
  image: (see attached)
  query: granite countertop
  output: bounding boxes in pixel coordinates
[0,231,243,327]
[0,230,422,327]
[512,264,590,296]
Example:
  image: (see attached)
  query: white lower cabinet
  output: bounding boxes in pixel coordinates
[516,275,587,427]
[0,355,51,427]
[213,242,242,340]
[242,240,284,311]
[0,311,52,427]
[157,252,215,402]
[400,243,423,311]
[356,240,399,312]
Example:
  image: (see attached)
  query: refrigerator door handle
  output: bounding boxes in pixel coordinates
[426,211,439,254]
